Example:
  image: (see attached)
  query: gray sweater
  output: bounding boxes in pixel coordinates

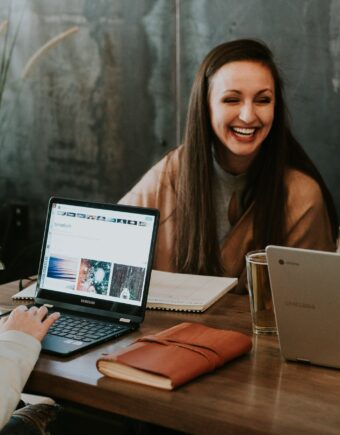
[212,156,247,243]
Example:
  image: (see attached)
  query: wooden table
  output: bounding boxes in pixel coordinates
[1,281,340,434]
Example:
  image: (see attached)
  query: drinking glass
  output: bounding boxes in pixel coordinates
[246,250,277,335]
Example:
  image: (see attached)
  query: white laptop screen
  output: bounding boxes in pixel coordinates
[39,201,156,308]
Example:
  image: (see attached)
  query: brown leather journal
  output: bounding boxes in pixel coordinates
[96,322,252,390]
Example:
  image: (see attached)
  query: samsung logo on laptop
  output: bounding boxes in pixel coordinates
[81,299,95,305]
[285,300,316,309]
[279,259,299,266]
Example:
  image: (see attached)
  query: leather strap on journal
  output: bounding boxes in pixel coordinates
[137,336,222,370]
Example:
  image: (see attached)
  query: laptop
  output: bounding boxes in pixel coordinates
[266,245,340,369]
[33,197,159,356]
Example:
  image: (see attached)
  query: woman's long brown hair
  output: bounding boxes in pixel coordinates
[175,39,338,275]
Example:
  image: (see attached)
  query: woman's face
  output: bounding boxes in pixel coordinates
[208,60,275,170]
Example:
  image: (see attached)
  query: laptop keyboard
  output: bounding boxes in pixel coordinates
[48,313,130,343]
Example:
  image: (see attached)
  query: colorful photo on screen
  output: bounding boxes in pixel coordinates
[76,259,111,295]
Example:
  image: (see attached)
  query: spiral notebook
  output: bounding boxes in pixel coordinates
[147,270,237,312]
[12,282,37,300]
[13,270,238,312]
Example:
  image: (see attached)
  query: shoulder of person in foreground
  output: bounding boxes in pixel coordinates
[119,146,182,210]
[0,306,59,429]
[284,168,336,251]
[0,330,40,429]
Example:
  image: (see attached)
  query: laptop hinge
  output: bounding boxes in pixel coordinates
[119,318,131,324]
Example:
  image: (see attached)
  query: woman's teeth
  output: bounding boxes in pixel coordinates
[231,127,256,136]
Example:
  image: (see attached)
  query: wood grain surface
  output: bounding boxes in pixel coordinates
[1,281,340,434]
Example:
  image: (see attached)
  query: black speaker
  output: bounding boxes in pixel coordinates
[0,202,41,284]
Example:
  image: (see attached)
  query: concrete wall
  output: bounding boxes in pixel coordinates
[1,0,339,241]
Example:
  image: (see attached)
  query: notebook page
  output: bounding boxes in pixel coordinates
[148,270,237,307]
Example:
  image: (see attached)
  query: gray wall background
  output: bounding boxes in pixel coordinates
[1,0,340,241]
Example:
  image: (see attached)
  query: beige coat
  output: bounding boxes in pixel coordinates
[0,331,41,428]
[120,147,336,291]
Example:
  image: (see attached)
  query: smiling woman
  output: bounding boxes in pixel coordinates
[119,39,339,292]
[208,60,275,174]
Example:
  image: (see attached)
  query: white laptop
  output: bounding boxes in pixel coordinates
[266,245,340,369]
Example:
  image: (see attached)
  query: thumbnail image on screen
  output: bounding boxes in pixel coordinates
[76,258,112,295]
[47,256,78,283]
[109,263,146,302]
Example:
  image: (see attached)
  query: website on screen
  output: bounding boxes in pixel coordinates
[39,203,155,307]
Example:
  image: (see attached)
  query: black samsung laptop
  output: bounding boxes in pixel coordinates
[34,197,159,356]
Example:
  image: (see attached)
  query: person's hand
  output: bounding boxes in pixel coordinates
[0,305,60,342]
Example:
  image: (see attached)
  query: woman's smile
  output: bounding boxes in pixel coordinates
[229,126,260,141]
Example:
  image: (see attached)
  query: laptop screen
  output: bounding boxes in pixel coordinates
[36,197,159,321]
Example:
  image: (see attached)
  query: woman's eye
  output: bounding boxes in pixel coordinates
[223,98,240,104]
[256,97,272,104]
